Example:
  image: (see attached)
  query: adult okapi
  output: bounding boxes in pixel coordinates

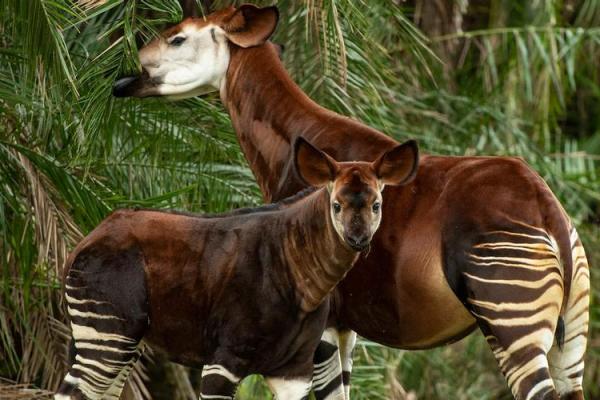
[112,4,590,400]
[54,138,419,400]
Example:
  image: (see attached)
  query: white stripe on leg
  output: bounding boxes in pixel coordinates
[266,377,311,400]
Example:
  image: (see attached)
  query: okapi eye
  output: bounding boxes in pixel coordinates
[372,202,381,213]
[333,202,342,214]
[169,36,186,46]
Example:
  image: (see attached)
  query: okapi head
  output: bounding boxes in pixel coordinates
[294,137,418,251]
[113,4,278,98]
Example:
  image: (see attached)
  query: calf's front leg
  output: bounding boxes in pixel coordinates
[266,377,312,400]
[338,329,357,399]
[200,364,241,400]
[312,328,346,400]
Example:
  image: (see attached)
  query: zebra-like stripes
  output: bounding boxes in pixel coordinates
[312,328,345,400]
[462,224,589,400]
[103,348,143,400]
[547,228,589,397]
[200,364,240,400]
[311,328,357,400]
[55,277,145,400]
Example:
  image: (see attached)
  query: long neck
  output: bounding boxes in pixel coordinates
[221,43,397,202]
[281,189,358,313]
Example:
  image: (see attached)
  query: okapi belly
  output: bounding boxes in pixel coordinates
[339,236,476,349]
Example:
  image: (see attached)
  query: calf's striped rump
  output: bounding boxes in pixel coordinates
[460,224,589,400]
[56,247,148,400]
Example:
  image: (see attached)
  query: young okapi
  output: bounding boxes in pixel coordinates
[55,138,419,400]
[112,4,591,399]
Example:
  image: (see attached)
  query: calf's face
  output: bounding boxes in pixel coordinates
[294,137,419,251]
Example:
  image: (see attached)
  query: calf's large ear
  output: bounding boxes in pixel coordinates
[294,137,338,187]
[373,140,419,186]
[222,4,279,48]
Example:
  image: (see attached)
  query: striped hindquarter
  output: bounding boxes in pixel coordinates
[547,229,590,398]
[461,223,589,400]
[55,249,149,400]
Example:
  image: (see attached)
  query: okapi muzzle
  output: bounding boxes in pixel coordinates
[113,70,157,98]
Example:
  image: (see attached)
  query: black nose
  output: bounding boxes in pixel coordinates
[345,234,369,251]
[113,76,139,97]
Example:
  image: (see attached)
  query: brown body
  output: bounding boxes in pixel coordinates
[112,5,590,399]
[56,137,419,400]
[70,192,343,375]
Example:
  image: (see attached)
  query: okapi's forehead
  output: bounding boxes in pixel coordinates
[160,6,236,38]
[337,163,379,187]
[334,163,380,203]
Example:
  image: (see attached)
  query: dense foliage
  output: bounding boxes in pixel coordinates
[0,0,598,399]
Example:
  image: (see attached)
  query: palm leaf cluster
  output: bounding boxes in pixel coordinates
[0,0,598,399]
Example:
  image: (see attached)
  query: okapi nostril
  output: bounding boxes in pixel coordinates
[113,76,139,97]
[346,235,369,250]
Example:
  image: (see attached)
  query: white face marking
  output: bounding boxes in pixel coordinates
[329,181,383,247]
[140,24,230,99]
[330,198,345,240]
[369,191,383,236]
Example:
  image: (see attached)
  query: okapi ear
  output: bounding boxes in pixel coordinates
[373,140,419,186]
[293,137,338,187]
[222,4,279,48]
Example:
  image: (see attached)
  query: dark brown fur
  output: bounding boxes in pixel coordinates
[65,180,348,379]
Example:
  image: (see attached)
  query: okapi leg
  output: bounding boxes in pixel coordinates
[103,346,145,399]
[547,228,590,399]
[265,377,312,400]
[312,328,345,400]
[199,364,241,400]
[55,248,149,400]
[338,329,357,399]
[458,226,565,399]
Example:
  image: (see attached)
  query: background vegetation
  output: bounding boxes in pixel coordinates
[0,0,598,399]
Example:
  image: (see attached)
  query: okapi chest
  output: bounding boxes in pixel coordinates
[56,138,419,400]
